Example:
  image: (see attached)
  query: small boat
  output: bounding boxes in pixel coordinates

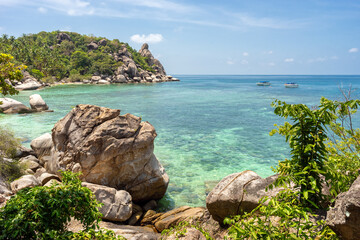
[284,82,299,88]
[256,81,271,86]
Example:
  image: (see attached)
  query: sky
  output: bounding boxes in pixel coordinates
[0,0,359,75]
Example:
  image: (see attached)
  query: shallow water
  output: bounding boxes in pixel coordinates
[1,75,360,209]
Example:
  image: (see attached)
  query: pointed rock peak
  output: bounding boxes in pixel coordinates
[141,43,149,51]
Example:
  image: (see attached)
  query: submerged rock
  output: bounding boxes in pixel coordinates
[48,104,169,203]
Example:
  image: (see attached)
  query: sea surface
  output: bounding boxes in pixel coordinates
[1,75,360,209]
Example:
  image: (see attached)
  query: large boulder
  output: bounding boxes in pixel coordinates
[30,133,53,165]
[126,62,139,78]
[326,176,360,240]
[15,79,42,90]
[206,170,263,222]
[113,74,127,83]
[29,94,49,111]
[0,98,33,114]
[10,175,40,192]
[82,182,132,222]
[48,104,169,203]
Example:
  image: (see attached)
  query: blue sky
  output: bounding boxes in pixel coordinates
[0,0,359,75]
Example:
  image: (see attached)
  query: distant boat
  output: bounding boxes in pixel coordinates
[285,82,299,88]
[256,81,271,86]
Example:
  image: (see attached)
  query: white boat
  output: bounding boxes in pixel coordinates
[284,82,299,88]
[256,81,271,86]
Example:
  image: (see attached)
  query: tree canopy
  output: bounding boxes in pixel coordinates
[0,31,153,81]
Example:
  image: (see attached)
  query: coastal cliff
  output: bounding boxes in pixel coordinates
[0,31,178,89]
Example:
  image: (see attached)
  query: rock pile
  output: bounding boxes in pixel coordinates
[0,94,51,114]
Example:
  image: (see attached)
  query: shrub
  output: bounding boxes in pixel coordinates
[0,127,22,183]
[0,171,122,239]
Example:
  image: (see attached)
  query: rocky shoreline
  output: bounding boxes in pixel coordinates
[0,104,358,239]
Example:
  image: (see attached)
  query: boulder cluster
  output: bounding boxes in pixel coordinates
[1,104,359,239]
[0,94,50,114]
[87,43,179,84]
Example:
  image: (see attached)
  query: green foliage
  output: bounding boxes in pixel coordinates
[30,68,44,80]
[270,97,340,206]
[0,53,25,96]
[69,228,126,240]
[0,31,153,80]
[323,94,360,198]
[225,188,338,240]
[0,171,111,239]
[0,127,22,182]
[161,221,214,240]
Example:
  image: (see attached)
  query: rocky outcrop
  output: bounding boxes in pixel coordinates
[57,32,71,43]
[87,42,98,50]
[206,171,282,223]
[15,78,42,90]
[0,97,33,114]
[10,175,40,193]
[82,182,133,222]
[139,43,166,76]
[29,94,49,111]
[326,176,360,240]
[48,104,169,203]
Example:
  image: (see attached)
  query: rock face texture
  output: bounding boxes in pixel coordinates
[29,94,49,111]
[10,175,40,193]
[139,43,166,76]
[82,182,133,222]
[0,98,33,114]
[48,104,169,203]
[326,176,360,240]
[206,171,281,223]
[30,133,53,165]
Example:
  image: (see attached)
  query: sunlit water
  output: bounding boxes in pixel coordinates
[1,75,360,209]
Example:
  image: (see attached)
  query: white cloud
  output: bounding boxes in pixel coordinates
[113,0,198,13]
[240,60,248,65]
[130,33,163,44]
[38,7,47,13]
[226,60,235,65]
[267,50,273,54]
[268,62,275,66]
[242,52,249,57]
[284,58,294,62]
[308,56,338,63]
[349,48,358,53]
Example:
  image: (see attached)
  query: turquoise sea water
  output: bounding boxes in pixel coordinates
[1,75,360,209]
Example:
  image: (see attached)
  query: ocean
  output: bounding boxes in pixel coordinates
[1,75,360,209]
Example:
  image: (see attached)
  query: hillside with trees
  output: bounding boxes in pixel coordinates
[0,31,177,85]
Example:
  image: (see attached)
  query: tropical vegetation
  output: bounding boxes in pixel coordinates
[0,31,154,81]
